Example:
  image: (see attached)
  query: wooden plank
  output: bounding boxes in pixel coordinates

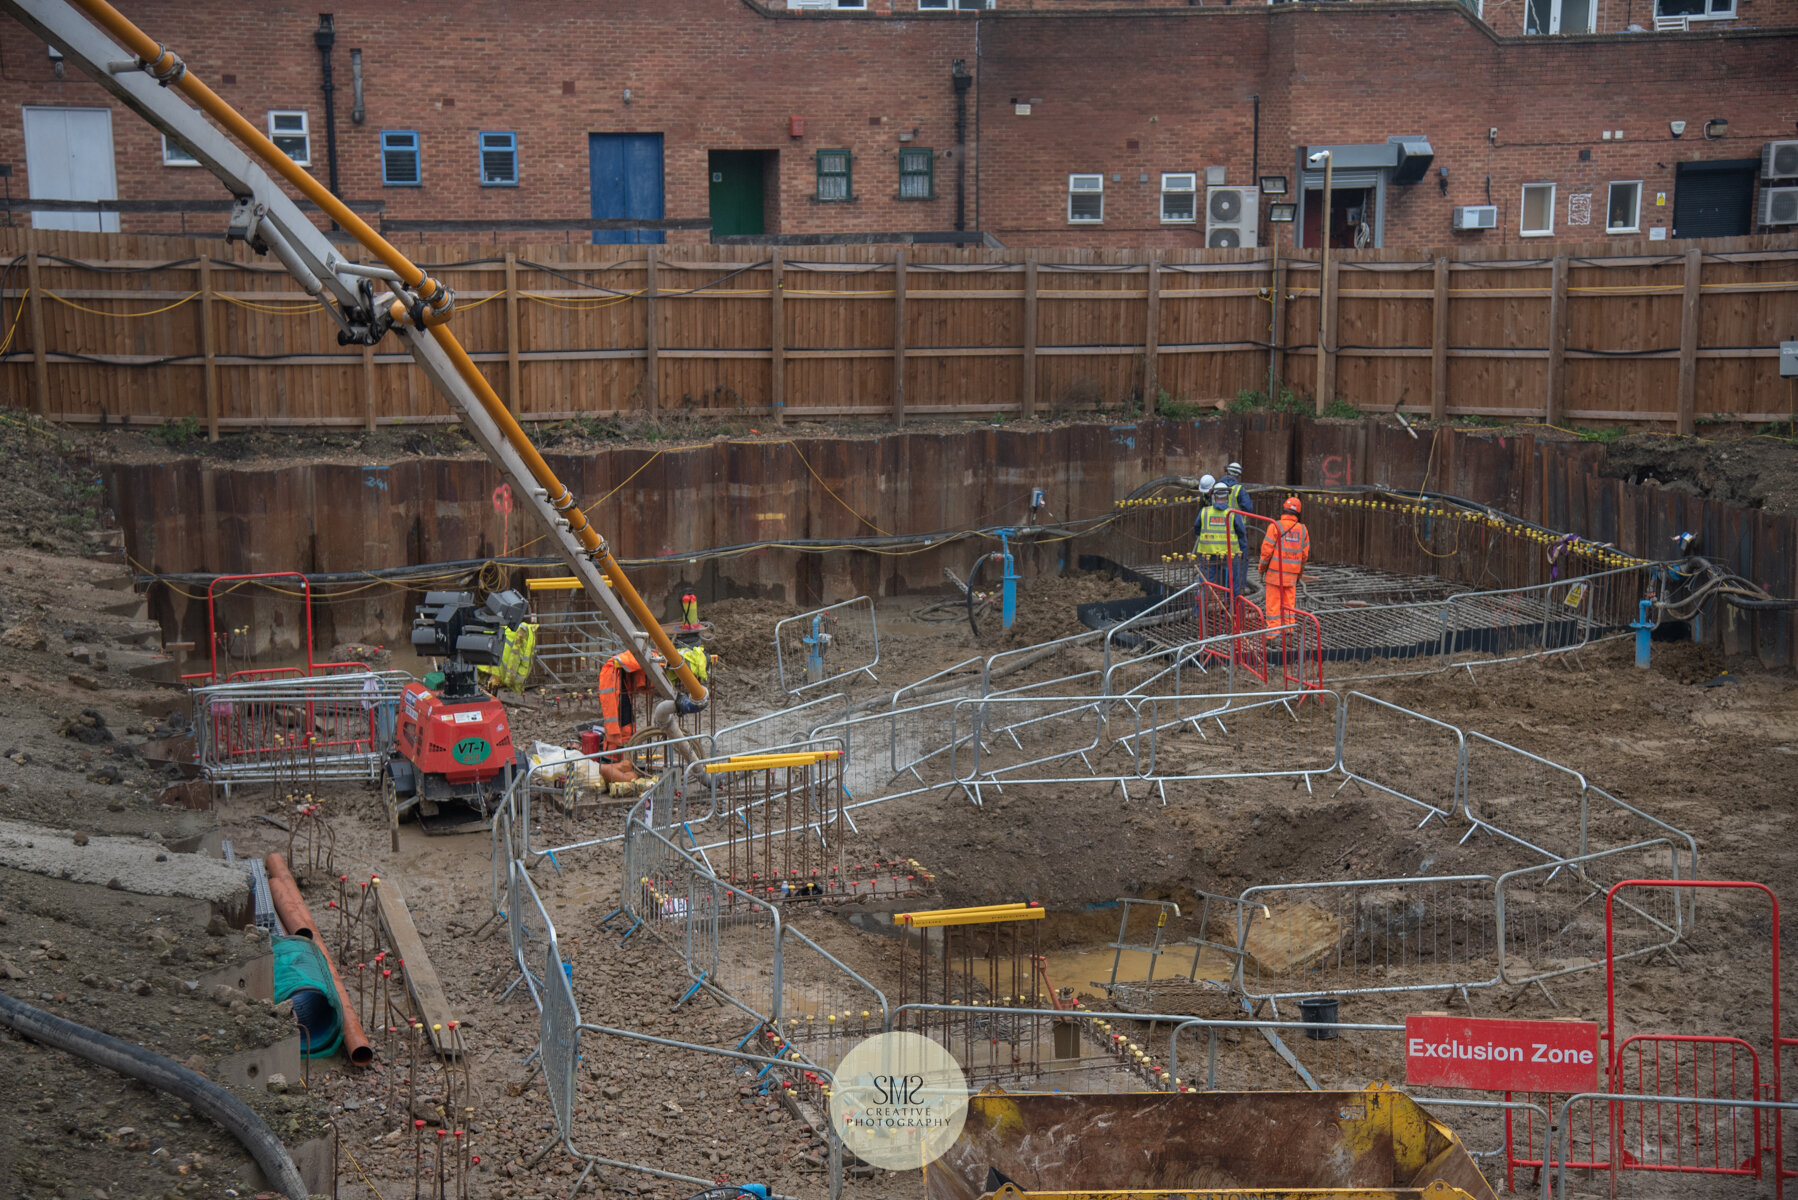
[643,245,659,416]
[1144,252,1161,415]
[1022,257,1038,419]
[1677,246,1701,437]
[892,247,907,427]
[1544,255,1569,427]
[24,233,49,415]
[372,877,462,1059]
[504,253,521,415]
[770,250,785,426]
[199,255,219,442]
[1430,256,1449,423]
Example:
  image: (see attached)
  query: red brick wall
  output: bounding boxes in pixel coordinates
[1,1,1791,249]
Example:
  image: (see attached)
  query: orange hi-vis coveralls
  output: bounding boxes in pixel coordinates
[597,650,650,751]
[1258,512,1311,622]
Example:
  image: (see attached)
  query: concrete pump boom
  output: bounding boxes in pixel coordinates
[6,0,708,715]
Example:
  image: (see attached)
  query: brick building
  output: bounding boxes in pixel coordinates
[2,0,1794,250]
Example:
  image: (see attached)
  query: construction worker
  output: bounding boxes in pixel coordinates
[1220,460,1254,591]
[1193,483,1244,595]
[1258,496,1311,623]
[597,648,655,752]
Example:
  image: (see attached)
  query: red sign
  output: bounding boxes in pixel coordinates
[1404,1015,1599,1093]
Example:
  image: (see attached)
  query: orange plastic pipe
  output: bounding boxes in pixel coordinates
[65,0,707,706]
[265,853,372,1067]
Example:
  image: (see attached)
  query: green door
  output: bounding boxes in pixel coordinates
[708,150,765,237]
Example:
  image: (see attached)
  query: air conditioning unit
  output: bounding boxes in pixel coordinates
[1205,186,1258,249]
[1764,140,1798,180]
[1760,186,1798,227]
[1453,205,1498,230]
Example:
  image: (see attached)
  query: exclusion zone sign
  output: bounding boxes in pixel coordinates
[1404,1014,1599,1092]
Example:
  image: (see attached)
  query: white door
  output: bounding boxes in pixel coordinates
[23,106,120,232]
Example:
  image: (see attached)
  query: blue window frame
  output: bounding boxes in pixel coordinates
[381,130,421,187]
[480,131,518,186]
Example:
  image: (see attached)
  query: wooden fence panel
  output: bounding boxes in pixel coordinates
[2,228,1793,427]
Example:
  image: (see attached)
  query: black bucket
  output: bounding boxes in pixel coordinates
[1298,996,1339,1041]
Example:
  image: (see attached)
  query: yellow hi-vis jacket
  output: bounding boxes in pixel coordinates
[477,622,538,692]
[1194,506,1241,557]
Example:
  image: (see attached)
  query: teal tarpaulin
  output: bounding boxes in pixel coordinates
[271,934,343,1059]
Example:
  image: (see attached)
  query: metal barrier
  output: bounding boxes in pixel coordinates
[192,669,409,786]
[1494,841,1687,990]
[1337,691,1465,823]
[775,596,879,695]
[1463,732,1591,863]
[771,923,890,1070]
[528,605,627,688]
[1234,875,1502,1002]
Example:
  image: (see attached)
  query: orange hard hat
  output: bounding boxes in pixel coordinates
[1283,496,1303,514]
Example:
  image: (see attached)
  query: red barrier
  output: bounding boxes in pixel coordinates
[180,571,319,686]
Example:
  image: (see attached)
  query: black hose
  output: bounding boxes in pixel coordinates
[0,990,309,1200]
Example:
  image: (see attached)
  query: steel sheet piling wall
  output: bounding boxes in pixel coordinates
[106,417,1798,669]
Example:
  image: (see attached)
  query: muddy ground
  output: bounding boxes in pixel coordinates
[3,415,1798,1200]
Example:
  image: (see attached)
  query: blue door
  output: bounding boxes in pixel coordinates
[589,133,665,245]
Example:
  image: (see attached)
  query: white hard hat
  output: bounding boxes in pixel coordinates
[1197,473,1216,494]
[1227,461,1243,477]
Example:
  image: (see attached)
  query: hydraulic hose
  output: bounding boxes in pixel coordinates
[0,989,309,1200]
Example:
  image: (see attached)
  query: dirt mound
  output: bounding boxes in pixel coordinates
[0,416,107,554]
[703,597,788,673]
[1001,569,1145,647]
[1602,434,1798,516]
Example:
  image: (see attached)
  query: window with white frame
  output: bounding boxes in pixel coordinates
[161,135,198,167]
[1656,0,1734,17]
[1520,182,1556,236]
[1606,181,1642,233]
[480,131,518,186]
[267,110,310,165]
[1068,174,1104,223]
[1161,173,1197,223]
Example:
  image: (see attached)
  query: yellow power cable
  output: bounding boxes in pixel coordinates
[214,293,324,315]
[0,287,30,356]
[787,442,891,536]
[45,288,201,318]
[507,449,669,555]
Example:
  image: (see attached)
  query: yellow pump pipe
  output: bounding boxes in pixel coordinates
[68,0,706,704]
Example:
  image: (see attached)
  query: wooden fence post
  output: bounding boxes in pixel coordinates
[24,231,49,416]
[1315,257,1339,412]
[198,255,219,441]
[892,248,907,427]
[1268,256,1285,403]
[642,245,659,416]
[1431,256,1450,423]
[1021,257,1038,419]
[1143,252,1160,416]
[1677,247,1702,437]
[770,250,785,426]
[504,252,521,415]
[1545,255,1569,427]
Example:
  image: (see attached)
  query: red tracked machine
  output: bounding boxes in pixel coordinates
[383,589,529,844]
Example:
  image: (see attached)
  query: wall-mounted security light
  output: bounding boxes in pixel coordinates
[1703,117,1727,139]
[1438,165,1449,196]
[47,43,64,79]
[1258,175,1288,197]
[1269,203,1295,222]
